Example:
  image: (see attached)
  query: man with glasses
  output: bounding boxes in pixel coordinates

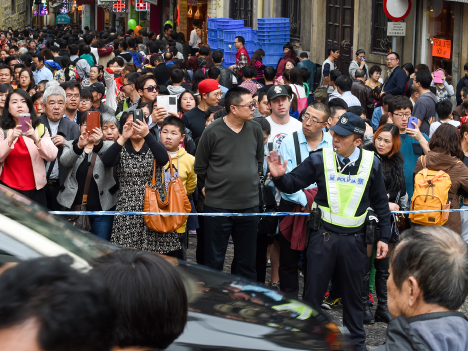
[115,72,140,117]
[60,81,82,123]
[387,95,429,200]
[276,102,333,298]
[182,79,221,143]
[195,87,264,281]
[382,51,407,96]
[32,54,53,84]
[39,85,80,210]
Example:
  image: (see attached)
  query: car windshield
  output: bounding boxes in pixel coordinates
[0,185,118,261]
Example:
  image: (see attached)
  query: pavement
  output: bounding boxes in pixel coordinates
[186,235,468,350]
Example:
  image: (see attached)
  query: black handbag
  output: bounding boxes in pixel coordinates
[65,153,97,232]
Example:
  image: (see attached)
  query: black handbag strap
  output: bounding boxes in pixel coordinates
[82,152,98,206]
[293,132,302,167]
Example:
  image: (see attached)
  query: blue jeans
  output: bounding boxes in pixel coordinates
[89,214,114,241]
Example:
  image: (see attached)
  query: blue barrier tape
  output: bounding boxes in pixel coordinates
[48,208,468,216]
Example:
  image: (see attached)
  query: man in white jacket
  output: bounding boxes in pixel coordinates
[349,49,369,80]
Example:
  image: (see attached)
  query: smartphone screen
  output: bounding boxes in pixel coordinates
[408,117,418,129]
[19,114,31,134]
[86,111,101,134]
[133,109,144,123]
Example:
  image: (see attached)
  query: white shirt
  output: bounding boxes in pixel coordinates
[289,84,307,99]
[45,119,60,180]
[266,116,302,151]
[429,120,460,138]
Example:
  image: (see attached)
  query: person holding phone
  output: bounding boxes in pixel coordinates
[349,49,369,80]
[58,112,117,240]
[0,89,57,206]
[433,69,454,102]
[101,110,182,257]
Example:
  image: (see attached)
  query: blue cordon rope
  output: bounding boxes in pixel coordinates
[48,208,468,216]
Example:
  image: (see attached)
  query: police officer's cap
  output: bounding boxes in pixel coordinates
[330,112,366,136]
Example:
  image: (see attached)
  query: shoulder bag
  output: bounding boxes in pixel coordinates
[66,152,97,231]
[144,156,192,233]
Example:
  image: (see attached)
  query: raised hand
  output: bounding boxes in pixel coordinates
[8,125,22,146]
[121,122,134,140]
[133,118,150,137]
[88,127,103,144]
[77,132,89,149]
[266,149,287,178]
[23,122,39,143]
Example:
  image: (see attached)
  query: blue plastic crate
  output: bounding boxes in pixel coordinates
[248,51,254,57]
[244,41,257,52]
[217,29,224,40]
[258,35,290,44]
[260,43,285,54]
[257,18,290,25]
[224,52,236,62]
[223,61,235,68]
[252,30,258,42]
[263,54,283,66]
[208,38,218,49]
[223,28,254,42]
[257,23,290,31]
[221,40,236,53]
[208,30,217,39]
[257,29,290,37]
[216,19,245,29]
[208,18,228,30]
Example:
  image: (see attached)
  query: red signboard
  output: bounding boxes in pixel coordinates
[432,38,451,59]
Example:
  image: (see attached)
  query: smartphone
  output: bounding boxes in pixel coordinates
[18,114,31,134]
[408,117,419,129]
[157,95,178,116]
[86,111,101,134]
[133,109,144,124]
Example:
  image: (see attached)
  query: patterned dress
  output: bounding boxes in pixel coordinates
[110,144,181,254]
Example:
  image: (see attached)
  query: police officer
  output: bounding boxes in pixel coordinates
[266,112,391,351]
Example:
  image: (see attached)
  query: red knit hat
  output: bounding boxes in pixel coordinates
[198,79,221,95]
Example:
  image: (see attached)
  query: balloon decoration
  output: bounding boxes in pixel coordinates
[128,19,137,30]
[135,26,142,35]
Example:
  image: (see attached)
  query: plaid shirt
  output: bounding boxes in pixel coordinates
[233,53,248,75]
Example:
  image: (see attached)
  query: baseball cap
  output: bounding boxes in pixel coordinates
[330,112,366,136]
[198,79,220,95]
[267,85,290,101]
[88,82,105,96]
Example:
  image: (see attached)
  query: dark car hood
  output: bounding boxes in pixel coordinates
[168,260,353,351]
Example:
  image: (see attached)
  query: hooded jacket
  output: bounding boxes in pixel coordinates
[413,92,438,135]
[375,312,468,351]
[164,147,197,233]
[413,150,468,234]
[167,85,186,98]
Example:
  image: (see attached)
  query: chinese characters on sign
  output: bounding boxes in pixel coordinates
[387,22,406,36]
[432,38,451,59]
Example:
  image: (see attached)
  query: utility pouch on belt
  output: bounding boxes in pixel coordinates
[365,209,380,245]
[308,203,322,231]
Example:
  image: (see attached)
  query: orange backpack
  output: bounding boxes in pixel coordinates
[409,156,461,226]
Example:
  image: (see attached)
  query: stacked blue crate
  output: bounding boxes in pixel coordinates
[257,18,291,68]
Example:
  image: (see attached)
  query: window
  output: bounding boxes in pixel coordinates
[371,0,391,55]
[282,0,301,42]
[230,0,253,28]
[11,0,16,14]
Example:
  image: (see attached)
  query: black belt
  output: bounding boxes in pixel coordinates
[47,179,59,185]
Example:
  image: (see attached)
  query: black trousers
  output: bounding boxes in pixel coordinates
[304,228,368,351]
[0,182,47,207]
[204,205,259,281]
[45,181,61,211]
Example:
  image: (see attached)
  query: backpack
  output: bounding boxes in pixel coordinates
[69,58,82,81]
[409,155,461,226]
[313,63,322,91]
[130,50,142,68]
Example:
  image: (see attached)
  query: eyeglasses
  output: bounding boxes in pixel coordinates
[143,85,159,93]
[119,83,133,92]
[80,99,92,104]
[66,93,80,99]
[393,113,412,118]
[303,115,327,125]
[233,101,258,110]
[211,92,222,98]
[386,58,397,62]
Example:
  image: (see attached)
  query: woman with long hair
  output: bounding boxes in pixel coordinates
[101,110,183,257]
[177,90,198,117]
[414,123,468,234]
[31,91,44,115]
[18,68,35,93]
[0,89,57,205]
[0,83,13,116]
[361,124,406,325]
[187,56,201,81]
[276,43,297,79]
[250,49,266,84]
[288,67,307,114]
[81,65,103,88]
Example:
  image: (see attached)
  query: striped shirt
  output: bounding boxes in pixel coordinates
[251,60,264,80]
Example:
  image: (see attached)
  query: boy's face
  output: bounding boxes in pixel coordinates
[205,113,214,127]
[160,124,184,152]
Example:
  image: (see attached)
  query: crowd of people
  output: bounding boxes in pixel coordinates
[0,23,468,351]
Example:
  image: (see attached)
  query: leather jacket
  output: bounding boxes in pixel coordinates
[214,64,235,89]
[351,80,375,118]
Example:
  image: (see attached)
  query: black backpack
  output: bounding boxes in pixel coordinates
[313,63,322,91]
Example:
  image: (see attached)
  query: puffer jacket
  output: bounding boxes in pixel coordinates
[413,150,468,234]
[213,64,235,89]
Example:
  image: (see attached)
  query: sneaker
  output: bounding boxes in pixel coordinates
[321,294,340,310]
[368,293,375,306]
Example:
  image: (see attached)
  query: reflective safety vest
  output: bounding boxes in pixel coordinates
[319,148,374,228]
